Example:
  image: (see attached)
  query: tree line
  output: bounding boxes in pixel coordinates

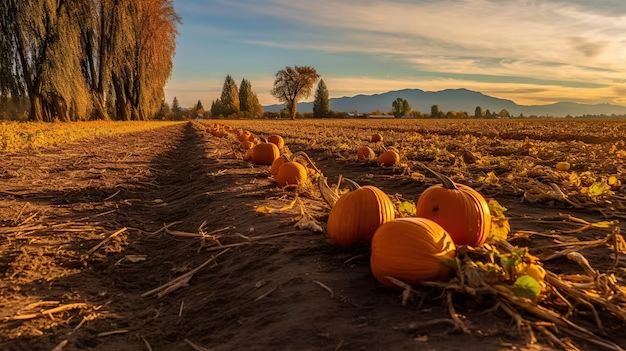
[0,0,181,122]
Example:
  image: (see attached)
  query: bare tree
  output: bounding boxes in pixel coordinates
[270,66,319,120]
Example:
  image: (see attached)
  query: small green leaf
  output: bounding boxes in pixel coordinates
[511,275,541,300]
[588,181,610,197]
[488,199,508,217]
[398,201,416,216]
[499,248,526,275]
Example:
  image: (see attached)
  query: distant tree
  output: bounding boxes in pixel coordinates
[220,75,240,116]
[410,110,423,118]
[196,100,204,110]
[392,98,411,118]
[484,109,492,118]
[238,79,263,117]
[474,106,483,118]
[210,99,224,117]
[431,105,441,118]
[446,111,456,118]
[312,79,330,118]
[499,109,510,118]
[172,97,181,112]
[270,66,320,120]
[518,113,525,118]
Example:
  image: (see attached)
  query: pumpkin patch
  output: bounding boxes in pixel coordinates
[198,119,626,350]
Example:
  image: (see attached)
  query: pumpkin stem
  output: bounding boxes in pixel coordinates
[319,176,340,208]
[290,151,323,175]
[318,176,361,208]
[418,162,458,190]
[335,174,343,194]
[342,178,361,191]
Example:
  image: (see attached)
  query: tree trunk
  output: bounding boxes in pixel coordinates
[52,94,69,122]
[91,92,110,120]
[28,94,44,122]
[288,101,297,120]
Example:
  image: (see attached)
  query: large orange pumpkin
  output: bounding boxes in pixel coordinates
[371,218,456,288]
[238,132,251,142]
[268,135,285,149]
[371,134,383,142]
[379,150,400,167]
[327,185,395,246]
[251,143,280,165]
[415,170,491,247]
[275,162,308,187]
[270,155,288,177]
[357,146,376,160]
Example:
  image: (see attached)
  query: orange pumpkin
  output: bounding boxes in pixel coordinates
[214,130,225,138]
[241,140,255,150]
[268,135,285,149]
[371,134,383,142]
[270,155,288,177]
[248,134,256,142]
[275,162,308,187]
[244,148,253,161]
[371,218,456,288]
[415,171,491,247]
[378,150,400,167]
[357,146,376,160]
[251,143,280,165]
[327,185,395,246]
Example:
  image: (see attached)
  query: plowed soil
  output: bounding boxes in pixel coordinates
[1,121,625,351]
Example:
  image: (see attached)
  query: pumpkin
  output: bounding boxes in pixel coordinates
[275,162,308,187]
[270,155,288,177]
[214,130,225,138]
[238,133,250,142]
[370,218,456,288]
[241,140,255,150]
[271,152,321,186]
[371,134,383,142]
[378,150,400,167]
[556,162,570,171]
[415,169,491,247]
[248,134,256,142]
[251,143,280,165]
[326,184,396,246]
[268,135,285,149]
[357,146,376,160]
[244,148,253,161]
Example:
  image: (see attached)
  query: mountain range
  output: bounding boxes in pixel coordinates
[263,88,626,117]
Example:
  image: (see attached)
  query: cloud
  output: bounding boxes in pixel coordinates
[570,37,608,57]
[167,0,626,107]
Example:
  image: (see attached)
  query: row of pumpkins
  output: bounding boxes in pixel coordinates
[205,124,541,289]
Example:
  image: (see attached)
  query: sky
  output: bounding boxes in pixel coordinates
[165,0,626,109]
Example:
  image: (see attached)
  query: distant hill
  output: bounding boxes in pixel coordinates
[263,88,626,117]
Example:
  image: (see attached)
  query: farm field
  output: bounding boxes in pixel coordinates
[1,118,626,351]
[0,121,184,153]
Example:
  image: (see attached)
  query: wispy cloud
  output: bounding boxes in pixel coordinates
[167,0,626,107]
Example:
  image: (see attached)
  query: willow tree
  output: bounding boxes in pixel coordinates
[270,66,319,120]
[111,0,180,120]
[74,0,129,120]
[0,0,91,121]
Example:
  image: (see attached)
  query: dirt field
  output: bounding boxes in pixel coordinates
[1,119,626,351]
